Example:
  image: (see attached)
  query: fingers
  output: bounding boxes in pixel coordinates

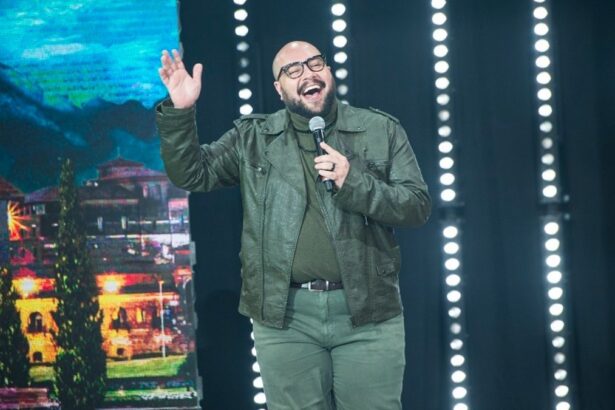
[314,161,335,171]
[160,49,185,75]
[314,142,349,188]
[158,67,169,85]
[319,142,342,157]
[315,143,345,162]
[159,50,174,84]
[314,142,344,169]
[171,49,182,60]
[313,153,336,178]
[314,154,335,164]
[160,50,173,70]
[192,63,204,87]
[318,169,336,180]
[172,49,185,70]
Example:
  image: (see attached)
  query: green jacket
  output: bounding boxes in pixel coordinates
[156,101,431,328]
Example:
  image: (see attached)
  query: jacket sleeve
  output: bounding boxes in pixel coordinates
[332,121,431,227]
[155,100,240,192]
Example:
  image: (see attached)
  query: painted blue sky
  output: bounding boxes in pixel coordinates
[0,0,180,192]
[0,0,179,108]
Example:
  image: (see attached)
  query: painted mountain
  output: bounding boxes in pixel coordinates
[0,0,179,192]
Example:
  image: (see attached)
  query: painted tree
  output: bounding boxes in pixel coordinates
[0,264,30,387]
[52,159,106,409]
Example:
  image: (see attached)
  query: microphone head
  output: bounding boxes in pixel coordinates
[309,116,326,132]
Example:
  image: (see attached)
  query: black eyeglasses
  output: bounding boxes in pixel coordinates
[276,54,326,80]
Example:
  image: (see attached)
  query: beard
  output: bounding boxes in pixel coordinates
[281,78,336,119]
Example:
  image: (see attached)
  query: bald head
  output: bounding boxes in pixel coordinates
[272,40,335,118]
[272,41,322,79]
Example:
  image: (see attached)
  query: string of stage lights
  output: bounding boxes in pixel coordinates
[230,1,266,408]
[330,1,351,103]
[233,0,255,117]
[530,0,576,409]
[429,1,472,409]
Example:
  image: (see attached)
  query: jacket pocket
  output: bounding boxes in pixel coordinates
[366,159,391,181]
[241,159,270,205]
[244,159,268,175]
[377,260,397,277]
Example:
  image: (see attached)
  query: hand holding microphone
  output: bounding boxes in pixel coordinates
[309,116,350,191]
[309,116,333,192]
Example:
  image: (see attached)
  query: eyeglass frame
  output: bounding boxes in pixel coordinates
[276,54,327,81]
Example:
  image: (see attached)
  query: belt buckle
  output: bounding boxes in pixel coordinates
[307,280,327,292]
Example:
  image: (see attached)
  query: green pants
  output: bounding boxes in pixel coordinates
[252,288,405,410]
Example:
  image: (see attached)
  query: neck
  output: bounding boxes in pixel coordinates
[288,99,338,132]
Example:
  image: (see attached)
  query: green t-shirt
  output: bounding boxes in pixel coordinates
[288,104,341,283]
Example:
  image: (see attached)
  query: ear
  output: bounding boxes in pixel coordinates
[273,81,283,100]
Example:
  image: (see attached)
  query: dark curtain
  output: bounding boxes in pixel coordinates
[177,0,614,409]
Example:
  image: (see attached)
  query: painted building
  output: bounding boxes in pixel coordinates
[4,158,194,363]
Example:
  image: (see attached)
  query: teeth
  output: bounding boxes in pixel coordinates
[303,84,321,94]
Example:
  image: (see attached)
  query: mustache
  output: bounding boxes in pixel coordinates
[298,78,326,94]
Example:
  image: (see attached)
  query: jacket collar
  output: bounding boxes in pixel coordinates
[260,109,287,136]
[335,102,367,133]
[260,99,366,136]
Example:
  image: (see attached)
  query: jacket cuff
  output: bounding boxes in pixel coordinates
[332,161,363,207]
[155,99,197,131]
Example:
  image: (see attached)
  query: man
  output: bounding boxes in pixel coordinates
[156,41,431,410]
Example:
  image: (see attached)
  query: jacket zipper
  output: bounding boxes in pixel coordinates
[260,167,270,320]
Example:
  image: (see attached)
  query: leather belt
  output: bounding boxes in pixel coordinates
[290,279,344,291]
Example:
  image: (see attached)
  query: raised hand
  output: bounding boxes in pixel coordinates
[158,49,203,109]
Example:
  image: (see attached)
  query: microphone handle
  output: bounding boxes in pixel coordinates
[312,129,334,192]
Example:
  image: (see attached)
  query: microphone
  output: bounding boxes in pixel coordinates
[309,116,333,192]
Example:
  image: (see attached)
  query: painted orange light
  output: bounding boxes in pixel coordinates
[103,277,121,293]
[7,201,28,240]
[16,277,37,298]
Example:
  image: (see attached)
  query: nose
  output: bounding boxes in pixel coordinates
[301,72,320,83]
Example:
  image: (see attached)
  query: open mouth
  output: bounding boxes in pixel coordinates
[299,80,325,101]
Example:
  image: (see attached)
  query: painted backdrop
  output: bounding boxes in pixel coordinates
[0,1,200,408]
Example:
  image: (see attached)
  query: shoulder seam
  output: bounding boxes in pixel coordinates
[368,107,400,124]
[237,113,268,120]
